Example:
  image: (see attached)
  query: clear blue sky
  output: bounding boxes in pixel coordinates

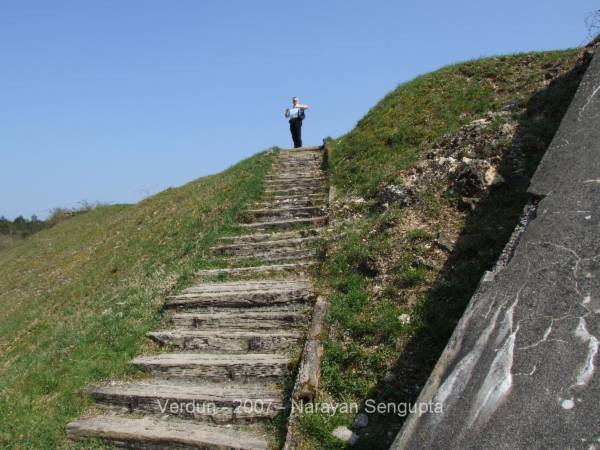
[1,0,597,219]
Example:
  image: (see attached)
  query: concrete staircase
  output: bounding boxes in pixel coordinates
[66,147,328,449]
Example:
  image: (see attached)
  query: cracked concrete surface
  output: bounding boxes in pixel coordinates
[391,50,600,449]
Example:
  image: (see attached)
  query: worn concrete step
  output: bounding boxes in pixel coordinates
[269,167,322,174]
[147,329,302,352]
[240,216,327,232]
[179,279,311,293]
[166,281,314,309]
[220,248,318,265]
[212,236,318,257]
[275,155,323,162]
[132,353,291,382]
[256,198,327,209]
[264,184,326,192]
[265,193,327,201]
[66,415,269,449]
[270,161,323,168]
[242,207,326,223]
[87,380,284,424]
[278,146,322,152]
[220,228,320,242]
[265,174,325,181]
[194,262,315,279]
[252,200,326,211]
[265,177,326,184]
[218,229,320,244]
[172,308,310,330]
[264,184,326,193]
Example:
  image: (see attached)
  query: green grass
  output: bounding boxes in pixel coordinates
[295,48,589,449]
[0,150,273,448]
[328,49,584,196]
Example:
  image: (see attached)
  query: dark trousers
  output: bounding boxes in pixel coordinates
[289,118,302,148]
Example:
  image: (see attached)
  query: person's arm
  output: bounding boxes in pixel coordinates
[284,108,290,118]
[298,104,309,109]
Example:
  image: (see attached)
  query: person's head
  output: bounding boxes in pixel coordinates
[292,96,299,106]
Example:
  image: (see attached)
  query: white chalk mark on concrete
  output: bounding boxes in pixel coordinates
[468,324,519,429]
[578,84,600,121]
[572,318,599,389]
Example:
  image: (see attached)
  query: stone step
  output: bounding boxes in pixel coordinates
[147,329,302,352]
[264,183,327,192]
[239,216,327,232]
[265,174,325,181]
[166,281,314,309]
[270,160,323,167]
[265,176,326,184]
[277,146,322,152]
[261,188,329,201]
[269,166,322,174]
[264,193,327,201]
[87,380,284,424]
[131,353,291,382]
[194,262,315,279]
[212,236,318,257]
[218,229,320,244]
[242,207,326,223]
[252,199,326,209]
[220,248,318,265]
[66,415,269,449]
[179,279,312,292]
[172,309,310,330]
[275,155,323,162]
[263,187,327,195]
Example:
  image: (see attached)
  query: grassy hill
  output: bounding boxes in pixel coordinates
[296,46,592,449]
[0,151,272,448]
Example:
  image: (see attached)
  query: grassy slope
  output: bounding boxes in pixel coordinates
[297,48,589,449]
[0,151,272,448]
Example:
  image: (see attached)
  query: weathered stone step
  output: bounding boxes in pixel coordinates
[172,309,310,330]
[265,193,327,201]
[270,162,322,169]
[212,236,318,257]
[263,185,326,195]
[275,155,323,162]
[88,380,284,424]
[66,415,269,449]
[263,186,327,194]
[132,353,291,382]
[218,229,319,244]
[242,207,326,223]
[148,329,302,352]
[264,184,326,193]
[194,262,315,279]
[240,216,327,232]
[166,281,314,309]
[220,248,318,265]
[252,201,326,211]
[256,198,327,209]
[269,167,322,174]
[278,146,322,152]
[180,279,311,293]
[265,176,326,184]
[265,174,325,181]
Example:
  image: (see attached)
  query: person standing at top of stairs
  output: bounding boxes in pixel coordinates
[284,96,309,148]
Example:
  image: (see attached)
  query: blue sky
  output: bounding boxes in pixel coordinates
[1,0,597,219]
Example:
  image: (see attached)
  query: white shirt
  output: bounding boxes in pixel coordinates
[288,107,302,119]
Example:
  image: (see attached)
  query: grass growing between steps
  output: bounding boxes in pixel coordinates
[0,150,273,449]
[292,48,591,449]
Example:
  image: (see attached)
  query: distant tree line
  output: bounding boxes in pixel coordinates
[0,201,102,250]
[0,215,48,239]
